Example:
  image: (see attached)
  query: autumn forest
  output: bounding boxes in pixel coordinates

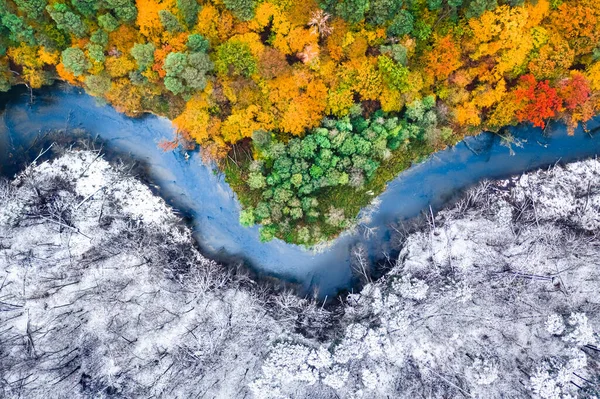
[1,0,599,244]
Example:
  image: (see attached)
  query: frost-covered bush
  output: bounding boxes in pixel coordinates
[0,178,23,226]
[546,313,566,336]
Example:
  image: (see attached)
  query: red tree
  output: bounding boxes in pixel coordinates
[514,74,562,128]
[559,72,591,110]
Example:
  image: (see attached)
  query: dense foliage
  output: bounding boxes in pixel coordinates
[1,0,599,243]
[241,97,443,243]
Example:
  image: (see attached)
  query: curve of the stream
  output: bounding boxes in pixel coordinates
[1,84,599,296]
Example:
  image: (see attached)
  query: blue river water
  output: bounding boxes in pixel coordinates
[1,84,599,296]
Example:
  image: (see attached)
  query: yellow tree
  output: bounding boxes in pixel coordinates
[136,0,176,40]
[467,4,539,82]
[268,71,327,135]
[221,105,273,143]
[173,92,213,143]
[527,31,574,80]
[550,0,600,57]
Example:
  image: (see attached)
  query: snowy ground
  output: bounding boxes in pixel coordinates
[0,149,326,398]
[1,149,599,398]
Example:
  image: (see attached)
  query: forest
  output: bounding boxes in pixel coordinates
[1,0,599,244]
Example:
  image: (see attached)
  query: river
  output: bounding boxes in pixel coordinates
[1,84,599,296]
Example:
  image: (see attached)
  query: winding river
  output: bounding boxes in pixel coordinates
[1,84,599,296]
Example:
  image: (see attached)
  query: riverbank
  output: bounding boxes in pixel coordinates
[2,147,599,398]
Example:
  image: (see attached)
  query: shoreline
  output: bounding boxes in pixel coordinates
[2,83,600,300]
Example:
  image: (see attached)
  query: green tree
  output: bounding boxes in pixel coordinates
[14,0,47,19]
[85,74,112,95]
[163,51,212,94]
[177,0,199,28]
[1,13,36,45]
[71,0,98,17]
[87,43,106,62]
[62,47,90,76]
[464,0,498,19]
[98,13,119,32]
[0,75,10,92]
[413,20,432,41]
[105,0,137,22]
[239,208,255,226]
[187,34,209,53]
[309,165,323,179]
[378,55,409,92]
[336,0,369,24]
[301,197,318,211]
[300,136,318,158]
[290,207,303,220]
[427,0,443,10]
[90,30,109,46]
[183,52,213,89]
[273,187,292,204]
[353,136,372,155]
[363,159,379,177]
[222,0,256,21]
[297,227,310,243]
[129,70,147,85]
[164,76,185,94]
[159,10,184,33]
[248,172,267,189]
[406,96,435,122]
[39,23,69,50]
[380,44,408,65]
[338,172,349,185]
[46,3,87,38]
[339,136,356,155]
[215,40,257,77]
[387,10,414,37]
[130,43,155,70]
[314,134,331,149]
[367,0,404,26]
[259,225,277,242]
[287,139,302,158]
[255,202,271,220]
[0,61,12,92]
[164,52,187,75]
[273,156,292,176]
[291,173,303,187]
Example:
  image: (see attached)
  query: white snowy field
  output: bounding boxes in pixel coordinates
[1,149,599,398]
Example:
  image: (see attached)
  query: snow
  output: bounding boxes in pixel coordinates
[546,313,566,336]
[564,313,596,347]
[0,149,288,398]
[2,148,600,398]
